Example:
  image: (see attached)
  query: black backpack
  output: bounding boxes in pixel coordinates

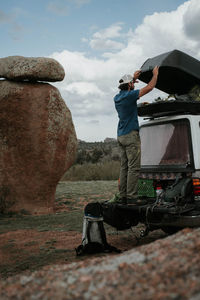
[75,202,121,256]
[163,177,193,203]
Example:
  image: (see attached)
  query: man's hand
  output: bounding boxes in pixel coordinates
[139,66,159,98]
[133,70,141,81]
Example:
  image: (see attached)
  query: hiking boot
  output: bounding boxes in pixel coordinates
[117,197,127,205]
[127,199,147,206]
[108,194,127,204]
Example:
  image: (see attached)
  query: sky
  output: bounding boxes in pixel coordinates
[1,0,200,141]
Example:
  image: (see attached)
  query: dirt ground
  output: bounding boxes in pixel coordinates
[0,181,167,279]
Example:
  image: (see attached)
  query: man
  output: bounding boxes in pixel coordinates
[114,66,159,205]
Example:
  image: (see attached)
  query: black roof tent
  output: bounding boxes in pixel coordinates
[139,50,200,95]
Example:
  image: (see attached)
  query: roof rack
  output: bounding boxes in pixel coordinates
[137,100,200,118]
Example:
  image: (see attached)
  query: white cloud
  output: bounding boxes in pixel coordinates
[90,39,124,51]
[89,23,125,51]
[81,37,88,43]
[183,0,200,41]
[51,0,200,141]
[93,23,123,40]
[52,50,108,81]
[73,115,118,142]
[64,81,104,97]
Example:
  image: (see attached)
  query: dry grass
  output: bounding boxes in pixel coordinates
[0,181,167,279]
[62,161,120,181]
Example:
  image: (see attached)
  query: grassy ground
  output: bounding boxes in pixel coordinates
[0,181,166,279]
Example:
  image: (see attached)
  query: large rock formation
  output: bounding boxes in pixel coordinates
[0,56,65,82]
[0,57,77,214]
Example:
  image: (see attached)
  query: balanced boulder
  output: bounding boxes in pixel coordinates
[0,56,65,82]
[0,80,77,214]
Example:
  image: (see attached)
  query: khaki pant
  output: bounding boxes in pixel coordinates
[117,130,141,200]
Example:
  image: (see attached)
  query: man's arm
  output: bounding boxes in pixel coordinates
[138,66,159,98]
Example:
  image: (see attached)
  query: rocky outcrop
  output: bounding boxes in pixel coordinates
[0,228,200,299]
[0,56,77,214]
[0,56,65,82]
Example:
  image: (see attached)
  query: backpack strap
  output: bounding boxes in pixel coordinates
[97,221,121,253]
[97,221,107,245]
[86,220,92,243]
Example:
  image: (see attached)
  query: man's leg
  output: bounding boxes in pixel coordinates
[126,131,141,202]
[118,142,128,199]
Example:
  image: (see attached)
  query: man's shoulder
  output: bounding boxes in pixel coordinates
[119,89,140,97]
[114,89,140,101]
[124,89,140,102]
[129,89,140,97]
[114,91,125,101]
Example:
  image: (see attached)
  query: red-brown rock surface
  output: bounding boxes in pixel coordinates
[1,227,200,299]
[0,80,77,214]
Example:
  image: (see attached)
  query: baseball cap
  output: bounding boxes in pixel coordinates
[118,74,133,87]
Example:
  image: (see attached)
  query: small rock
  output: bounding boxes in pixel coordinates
[0,56,65,82]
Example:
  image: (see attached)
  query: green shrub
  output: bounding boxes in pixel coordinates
[62,161,120,181]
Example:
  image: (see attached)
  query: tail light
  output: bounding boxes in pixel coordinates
[155,184,163,199]
[156,185,163,191]
[192,178,200,195]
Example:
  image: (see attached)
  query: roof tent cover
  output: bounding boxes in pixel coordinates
[139,50,200,95]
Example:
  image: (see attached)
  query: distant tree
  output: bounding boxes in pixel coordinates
[76,150,86,164]
[76,139,119,165]
[91,148,103,163]
[85,152,92,163]
[103,145,112,156]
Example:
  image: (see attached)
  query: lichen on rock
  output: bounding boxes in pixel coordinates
[0,79,77,214]
[0,56,65,82]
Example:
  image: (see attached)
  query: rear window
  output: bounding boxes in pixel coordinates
[140,119,191,167]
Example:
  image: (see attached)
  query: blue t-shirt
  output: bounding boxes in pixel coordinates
[114,89,140,136]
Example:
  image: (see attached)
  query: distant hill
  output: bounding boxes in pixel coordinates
[76,138,120,164]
